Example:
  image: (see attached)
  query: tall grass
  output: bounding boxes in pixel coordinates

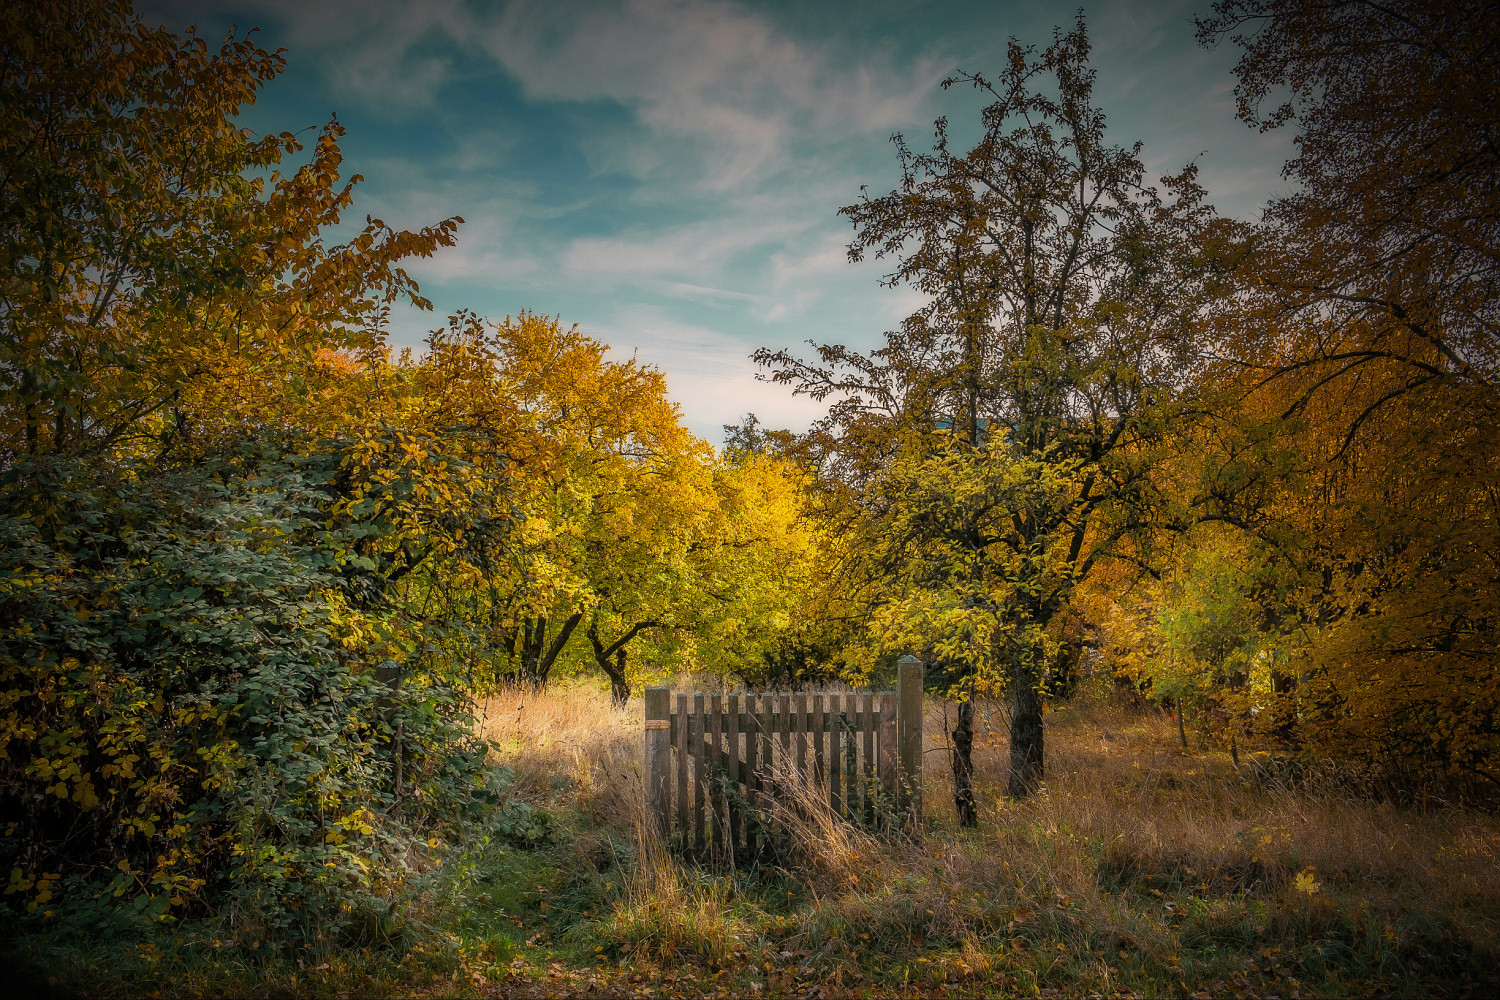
[480,679,1500,994]
[15,678,1498,995]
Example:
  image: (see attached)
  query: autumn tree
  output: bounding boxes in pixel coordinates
[413,314,815,702]
[0,0,459,461]
[758,20,1230,811]
[0,1,513,933]
[1187,0,1500,783]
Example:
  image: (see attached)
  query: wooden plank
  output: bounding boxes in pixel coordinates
[694,692,706,854]
[845,694,859,821]
[689,710,900,732]
[794,691,807,778]
[786,689,798,827]
[645,687,670,838]
[710,694,724,851]
[779,692,792,759]
[828,693,842,818]
[812,692,825,787]
[676,693,689,841]
[760,692,774,826]
[727,693,740,856]
[743,693,758,859]
[898,656,923,828]
[862,691,876,823]
[879,691,897,803]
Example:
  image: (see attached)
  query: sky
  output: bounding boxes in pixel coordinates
[142,0,1295,443]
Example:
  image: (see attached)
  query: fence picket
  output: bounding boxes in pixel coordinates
[862,692,876,823]
[812,693,825,786]
[744,693,759,859]
[828,693,843,817]
[778,692,791,761]
[879,692,897,801]
[693,692,706,854]
[795,691,807,778]
[845,697,858,820]
[710,694,724,850]
[675,693,688,842]
[760,694,774,825]
[727,693,740,854]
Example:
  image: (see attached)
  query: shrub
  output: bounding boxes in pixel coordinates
[0,451,490,945]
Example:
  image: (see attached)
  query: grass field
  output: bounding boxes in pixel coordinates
[10,682,1500,998]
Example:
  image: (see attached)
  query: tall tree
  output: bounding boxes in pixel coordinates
[758,20,1224,808]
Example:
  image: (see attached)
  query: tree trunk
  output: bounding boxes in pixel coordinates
[951,696,976,826]
[537,611,584,685]
[589,620,663,708]
[519,612,584,687]
[600,647,630,707]
[1008,657,1044,797]
[1270,667,1296,746]
[520,616,545,683]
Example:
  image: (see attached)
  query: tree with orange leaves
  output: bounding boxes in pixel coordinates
[0,0,460,461]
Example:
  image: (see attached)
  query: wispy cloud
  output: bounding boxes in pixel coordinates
[593,306,828,438]
[472,0,943,189]
[223,0,472,107]
[560,211,807,284]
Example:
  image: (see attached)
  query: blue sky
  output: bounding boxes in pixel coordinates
[143,0,1293,443]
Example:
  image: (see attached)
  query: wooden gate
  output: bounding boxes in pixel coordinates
[643,656,923,858]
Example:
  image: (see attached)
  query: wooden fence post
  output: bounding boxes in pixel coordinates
[645,686,671,838]
[897,656,923,828]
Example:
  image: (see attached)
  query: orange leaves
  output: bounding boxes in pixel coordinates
[2,6,463,458]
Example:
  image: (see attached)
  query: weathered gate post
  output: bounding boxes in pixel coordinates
[897,655,924,829]
[645,686,671,837]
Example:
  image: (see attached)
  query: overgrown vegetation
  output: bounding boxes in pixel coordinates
[0,450,493,942]
[3,0,1497,994]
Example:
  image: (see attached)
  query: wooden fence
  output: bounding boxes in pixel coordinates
[644,656,922,859]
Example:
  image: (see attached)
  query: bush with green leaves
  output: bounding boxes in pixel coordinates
[0,448,493,945]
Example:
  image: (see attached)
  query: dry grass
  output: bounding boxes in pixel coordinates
[24,680,1497,997]
[481,681,1500,917]
[473,679,1500,994]
[478,681,643,830]
[587,826,752,969]
[926,699,1500,916]
[766,753,885,896]
[475,682,755,971]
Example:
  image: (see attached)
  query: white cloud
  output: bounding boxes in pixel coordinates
[472,0,942,188]
[592,307,827,439]
[171,0,942,181]
[764,231,852,320]
[560,211,807,284]
[232,0,472,107]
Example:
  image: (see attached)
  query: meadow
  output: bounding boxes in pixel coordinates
[12,678,1498,999]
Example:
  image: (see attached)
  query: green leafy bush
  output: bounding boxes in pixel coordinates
[0,449,491,944]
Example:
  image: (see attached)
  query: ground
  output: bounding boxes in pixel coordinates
[10,681,1500,998]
